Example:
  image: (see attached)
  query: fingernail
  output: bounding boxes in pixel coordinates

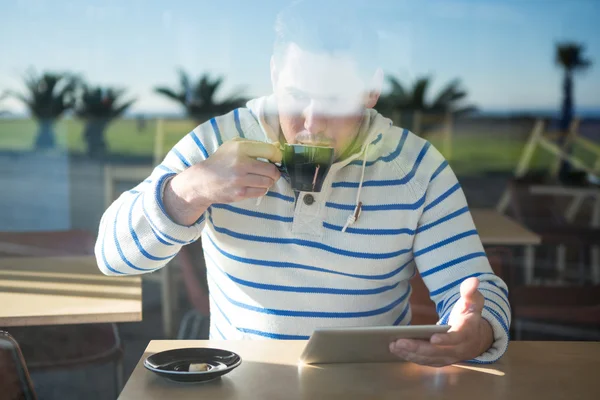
[431,335,442,344]
[467,304,477,312]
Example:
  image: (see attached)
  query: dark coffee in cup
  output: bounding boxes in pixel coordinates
[280,144,335,192]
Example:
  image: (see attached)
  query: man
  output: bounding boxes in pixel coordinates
[96,1,510,367]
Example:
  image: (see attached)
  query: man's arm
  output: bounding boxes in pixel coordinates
[95,116,282,276]
[162,138,282,226]
[390,145,510,365]
[95,129,211,276]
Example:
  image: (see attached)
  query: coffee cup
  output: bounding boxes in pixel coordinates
[278,143,334,192]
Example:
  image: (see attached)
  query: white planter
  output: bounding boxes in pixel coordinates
[0,150,71,231]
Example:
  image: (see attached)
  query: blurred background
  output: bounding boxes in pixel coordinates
[0,0,599,398]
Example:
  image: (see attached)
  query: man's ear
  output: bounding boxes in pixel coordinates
[270,56,279,93]
[365,68,383,109]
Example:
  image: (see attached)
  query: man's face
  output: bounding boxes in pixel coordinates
[272,44,379,159]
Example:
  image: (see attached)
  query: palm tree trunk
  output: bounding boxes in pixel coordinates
[558,70,574,180]
[84,118,110,158]
[35,118,56,149]
[560,70,573,132]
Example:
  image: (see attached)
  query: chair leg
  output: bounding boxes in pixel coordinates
[524,245,536,285]
[579,246,588,285]
[177,309,195,340]
[200,314,211,339]
[161,267,174,339]
[114,358,124,397]
[177,310,212,340]
[591,245,600,284]
[191,313,203,339]
[556,245,566,282]
[514,319,523,341]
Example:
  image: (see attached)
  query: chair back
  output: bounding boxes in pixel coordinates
[178,240,210,315]
[0,331,37,400]
[104,165,152,208]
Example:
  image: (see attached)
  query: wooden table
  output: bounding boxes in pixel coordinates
[471,208,541,246]
[0,255,142,327]
[471,208,541,284]
[120,340,600,400]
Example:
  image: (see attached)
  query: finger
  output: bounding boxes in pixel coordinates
[390,339,455,359]
[460,277,480,298]
[237,140,283,163]
[246,159,282,181]
[390,348,456,367]
[430,331,466,346]
[459,277,485,314]
[389,340,456,367]
[243,173,275,189]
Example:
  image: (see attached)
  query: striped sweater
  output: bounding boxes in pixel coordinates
[96,96,511,363]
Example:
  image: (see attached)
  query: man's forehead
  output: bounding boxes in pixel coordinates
[277,43,367,98]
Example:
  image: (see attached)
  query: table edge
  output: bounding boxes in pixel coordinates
[0,311,142,327]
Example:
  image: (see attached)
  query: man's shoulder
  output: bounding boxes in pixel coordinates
[378,125,444,165]
[188,104,266,154]
[198,106,263,139]
[377,125,448,188]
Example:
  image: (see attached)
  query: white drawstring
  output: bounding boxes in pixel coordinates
[256,187,270,206]
[342,142,371,232]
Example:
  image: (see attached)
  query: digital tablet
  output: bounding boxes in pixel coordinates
[299,325,450,364]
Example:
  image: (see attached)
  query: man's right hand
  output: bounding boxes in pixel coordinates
[163,138,282,226]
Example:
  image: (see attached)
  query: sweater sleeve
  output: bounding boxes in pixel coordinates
[95,119,223,276]
[411,146,511,363]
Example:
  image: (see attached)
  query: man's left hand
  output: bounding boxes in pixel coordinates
[389,277,494,367]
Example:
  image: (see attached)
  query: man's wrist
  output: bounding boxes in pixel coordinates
[163,172,210,226]
[478,318,494,355]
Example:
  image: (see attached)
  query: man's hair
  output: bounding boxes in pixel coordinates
[273,0,379,80]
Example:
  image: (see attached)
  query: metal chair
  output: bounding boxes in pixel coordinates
[177,239,210,339]
[511,285,600,340]
[0,330,37,400]
[0,230,125,397]
[6,324,124,394]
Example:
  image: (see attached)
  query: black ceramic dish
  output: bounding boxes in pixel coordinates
[144,348,242,383]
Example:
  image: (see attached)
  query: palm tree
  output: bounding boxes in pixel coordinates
[75,85,135,158]
[8,70,77,149]
[555,43,592,179]
[155,70,247,122]
[377,75,477,119]
[555,43,591,131]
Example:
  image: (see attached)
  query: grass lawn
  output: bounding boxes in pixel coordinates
[0,118,197,157]
[0,117,589,177]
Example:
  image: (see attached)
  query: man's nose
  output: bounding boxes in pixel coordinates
[303,101,328,134]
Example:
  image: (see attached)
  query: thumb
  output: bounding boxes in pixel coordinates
[458,277,484,314]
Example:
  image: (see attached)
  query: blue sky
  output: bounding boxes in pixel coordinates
[1,0,599,114]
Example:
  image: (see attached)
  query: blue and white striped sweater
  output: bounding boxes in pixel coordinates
[95,96,510,363]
